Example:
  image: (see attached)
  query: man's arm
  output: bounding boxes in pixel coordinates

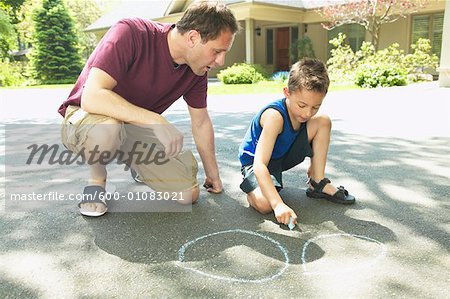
[81,67,183,157]
[188,105,222,193]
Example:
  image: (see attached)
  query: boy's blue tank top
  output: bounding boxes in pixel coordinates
[239,98,301,166]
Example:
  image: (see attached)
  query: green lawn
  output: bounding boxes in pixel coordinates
[1,81,360,93]
[207,80,360,95]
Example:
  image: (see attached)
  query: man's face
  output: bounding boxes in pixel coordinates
[186,30,235,76]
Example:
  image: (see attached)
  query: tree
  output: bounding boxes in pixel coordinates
[31,0,82,84]
[67,0,102,61]
[317,0,429,51]
[0,0,25,59]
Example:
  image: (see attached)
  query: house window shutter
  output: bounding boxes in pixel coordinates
[347,24,365,52]
[432,13,444,58]
[412,15,430,44]
[267,29,274,64]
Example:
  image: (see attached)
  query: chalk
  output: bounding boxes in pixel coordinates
[301,233,387,275]
[288,216,295,230]
[177,229,289,283]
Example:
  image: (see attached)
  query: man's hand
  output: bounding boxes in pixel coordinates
[203,177,223,193]
[152,122,183,158]
[273,202,297,226]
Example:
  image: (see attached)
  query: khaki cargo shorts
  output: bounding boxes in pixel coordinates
[61,105,198,192]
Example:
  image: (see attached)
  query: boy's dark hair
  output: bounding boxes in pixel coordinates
[176,1,240,43]
[288,58,330,94]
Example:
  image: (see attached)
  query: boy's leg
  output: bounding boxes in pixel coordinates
[306,115,337,195]
[240,165,282,214]
[247,188,272,214]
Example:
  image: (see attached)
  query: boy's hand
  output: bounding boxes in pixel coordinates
[273,202,297,225]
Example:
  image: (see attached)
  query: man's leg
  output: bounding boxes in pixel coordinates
[79,119,123,214]
[306,115,338,195]
[121,125,200,205]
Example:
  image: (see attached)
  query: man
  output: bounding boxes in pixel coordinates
[58,1,239,216]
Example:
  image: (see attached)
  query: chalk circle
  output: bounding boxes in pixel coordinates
[301,233,387,275]
[177,229,289,283]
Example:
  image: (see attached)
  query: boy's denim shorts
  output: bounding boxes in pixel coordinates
[239,123,312,194]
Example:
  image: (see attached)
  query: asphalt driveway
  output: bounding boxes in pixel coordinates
[0,82,449,298]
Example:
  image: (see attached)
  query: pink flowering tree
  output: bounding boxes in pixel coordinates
[317,0,429,50]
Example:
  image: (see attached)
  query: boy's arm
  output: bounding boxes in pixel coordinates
[253,109,298,225]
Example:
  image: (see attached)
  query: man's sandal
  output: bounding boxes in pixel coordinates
[130,168,144,184]
[78,185,108,217]
[306,178,355,205]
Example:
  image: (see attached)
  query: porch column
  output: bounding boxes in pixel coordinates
[245,18,255,64]
[438,0,450,87]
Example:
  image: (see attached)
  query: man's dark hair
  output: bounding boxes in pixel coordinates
[176,1,240,43]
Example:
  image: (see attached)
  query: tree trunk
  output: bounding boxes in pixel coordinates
[371,23,381,51]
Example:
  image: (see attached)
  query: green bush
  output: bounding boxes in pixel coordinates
[327,33,358,82]
[217,63,266,84]
[355,64,407,88]
[328,33,438,87]
[404,38,439,74]
[0,60,26,87]
[290,36,316,62]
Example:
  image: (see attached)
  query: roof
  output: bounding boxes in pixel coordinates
[85,0,353,32]
[85,0,171,32]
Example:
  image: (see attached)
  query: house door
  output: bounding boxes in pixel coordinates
[276,27,290,71]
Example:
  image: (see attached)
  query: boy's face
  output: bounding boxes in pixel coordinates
[284,87,326,123]
[186,29,235,76]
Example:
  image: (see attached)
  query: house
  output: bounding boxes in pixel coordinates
[85,0,449,85]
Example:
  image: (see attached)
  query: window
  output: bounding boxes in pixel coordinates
[327,24,365,58]
[291,26,299,64]
[412,13,444,58]
[267,28,273,64]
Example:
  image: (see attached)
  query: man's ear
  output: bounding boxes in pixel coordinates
[186,30,201,48]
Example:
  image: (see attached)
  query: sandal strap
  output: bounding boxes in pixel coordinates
[308,178,331,193]
[78,185,106,208]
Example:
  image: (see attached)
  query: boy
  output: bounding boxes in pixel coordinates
[238,58,355,226]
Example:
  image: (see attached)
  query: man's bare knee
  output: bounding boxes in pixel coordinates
[85,120,122,152]
[177,185,199,205]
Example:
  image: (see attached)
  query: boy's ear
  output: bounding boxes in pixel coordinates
[283,87,290,98]
[186,30,201,48]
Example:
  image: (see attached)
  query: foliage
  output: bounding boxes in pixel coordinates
[290,36,315,62]
[67,0,102,61]
[328,33,437,87]
[327,33,358,82]
[0,8,14,60]
[217,63,266,84]
[271,71,289,82]
[15,0,41,53]
[0,9,13,35]
[404,38,439,74]
[30,0,82,84]
[0,59,26,86]
[317,0,429,50]
[355,63,407,88]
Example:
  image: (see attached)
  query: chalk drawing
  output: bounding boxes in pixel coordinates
[301,233,387,276]
[177,229,289,283]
